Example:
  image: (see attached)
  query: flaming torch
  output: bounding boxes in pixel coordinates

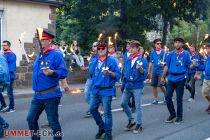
[102,37,112,72]
[97,33,103,41]
[36,28,48,69]
[114,32,118,51]
[18,32,30,63]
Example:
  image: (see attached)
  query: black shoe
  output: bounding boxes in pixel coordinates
[84,111,92,118]
[124,120,136,131]
[103,133,112,140]
[174,117,182,124]
[3,123,9,129]
[133,124,143,134]
[95,129,105,139]
[165,115,176,123]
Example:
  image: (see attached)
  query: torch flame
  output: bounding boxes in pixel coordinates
[145,51,149,56]
[98,33,103,41]
[19,32,26,43]
[114,32,118,40]
[70,88,83,94]
[108,37,113,46]
[37,28,43,40]
[204,34,209,40]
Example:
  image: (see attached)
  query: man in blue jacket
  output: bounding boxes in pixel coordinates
[27,30,68,140]
[0,40,16,113]
[198,45,210,115]
[121,40,148,134]
[185,45,200,102]
[89,42,121,140]
[161,38,194,124]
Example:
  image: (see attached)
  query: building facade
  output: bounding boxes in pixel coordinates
[0,0,63,65]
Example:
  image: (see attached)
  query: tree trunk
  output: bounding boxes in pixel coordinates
[119,0,127,40]
[162,17,169,44]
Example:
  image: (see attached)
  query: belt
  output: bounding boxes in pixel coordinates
[35,85,60,95]
[95,86,113,90]
[169,72,186,76]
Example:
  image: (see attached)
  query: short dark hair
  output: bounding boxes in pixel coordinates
[174,37,184,43]
[153,39,161,44]
[3,40,11,47]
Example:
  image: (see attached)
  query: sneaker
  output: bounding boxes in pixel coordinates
[133,124,143,134]
[0,106,7,112]
[165,115,176,123]
[188,98,195,102]
[205,104,210,112]
[95,129,105,139]
[84,111,92,118]
[3,123,9,129]
[152,99,159,105]
[112,97,117,100]
[124,120,136,131]
[174,117,183,124]
[162,100,167,105]
[103,133,112,140]
[3,108,15,113]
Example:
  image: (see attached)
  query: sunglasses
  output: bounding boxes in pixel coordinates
[97,48,105,51]
[156,43,161,45]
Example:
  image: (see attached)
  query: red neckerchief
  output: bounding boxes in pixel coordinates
[4,49,14,54]
[191,51,196,56]
[156,48,162,52]
[44,47,54,55]
[129,53,141,60]
[98,57,107,62]
[175,48,184,56]
[109,52,116,56]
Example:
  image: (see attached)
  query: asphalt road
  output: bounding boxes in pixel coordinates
[0,82,210,140]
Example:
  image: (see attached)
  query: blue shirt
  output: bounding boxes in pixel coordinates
[188,53,201,74]
[124,55,148,89]
[150,50,165,74]
[89,55,97,79]
[166,50,191,82]
[4,52,16,79]
[90,57,121,96]
[198,56,210,80]
[32,49,68,99]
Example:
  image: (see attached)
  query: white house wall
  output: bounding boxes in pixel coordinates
[0,0,51,66]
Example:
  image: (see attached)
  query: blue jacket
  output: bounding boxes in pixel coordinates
[32,49,68,99]
[166,50,191,82]
[4,51,16,79]
[150,50,165,74]
[198,56,210,80]
[89,55,98,79]
[124,55,148,89]
[90,57,121,96]
[188,53,201,74]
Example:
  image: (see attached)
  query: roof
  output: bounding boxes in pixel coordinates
[21,0,64,6]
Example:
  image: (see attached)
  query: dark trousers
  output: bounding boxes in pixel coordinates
[0,79,14,109]
[27,97,62,140]
[186,73,196,99]
[165,79,185,118]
